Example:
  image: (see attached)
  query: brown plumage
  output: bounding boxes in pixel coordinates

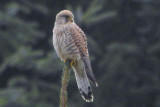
[53,10,98,102]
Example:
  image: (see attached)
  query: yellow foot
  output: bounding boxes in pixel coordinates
[73,60,76,66]
[70,60,74,67]
[70,60,77,67]
[64,59,67,63]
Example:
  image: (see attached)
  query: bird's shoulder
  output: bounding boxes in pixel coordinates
[68,23,89,56]
[72,23,87,42]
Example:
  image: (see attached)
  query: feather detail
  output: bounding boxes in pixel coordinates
[72,59,94,102]
[82,56,98,87]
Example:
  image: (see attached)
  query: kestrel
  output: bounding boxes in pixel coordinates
[53,10,98,102]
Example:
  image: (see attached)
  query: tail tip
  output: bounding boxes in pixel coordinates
[95,82,98,87]
[81,91,94,102]
[79,87,94,102]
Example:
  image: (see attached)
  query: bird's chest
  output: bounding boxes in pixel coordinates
[58,29,71,50]
[54,26,80,61]
[56,29,71,55]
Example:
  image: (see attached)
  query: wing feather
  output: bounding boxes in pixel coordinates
[69,24,88,56]
[69,23,98,87]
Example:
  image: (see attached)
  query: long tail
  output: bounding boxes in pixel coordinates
[81,56,98,87]
[72,59,93,102]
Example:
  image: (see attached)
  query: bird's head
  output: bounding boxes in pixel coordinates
[55,10,74,25]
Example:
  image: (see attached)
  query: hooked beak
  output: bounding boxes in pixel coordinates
[68,17,73,22]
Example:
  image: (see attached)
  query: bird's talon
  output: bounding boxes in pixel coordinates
[70,60,74,67]
[64,59,67,63]
[74,61,77,66]
[70,60,76,67]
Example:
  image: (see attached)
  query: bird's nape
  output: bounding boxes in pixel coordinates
[55,10,74,24]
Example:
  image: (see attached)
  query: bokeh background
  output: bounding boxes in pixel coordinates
[0,0,160,107]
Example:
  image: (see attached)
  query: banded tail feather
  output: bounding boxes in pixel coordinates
[79,86,93,102]
[72,59,94,102]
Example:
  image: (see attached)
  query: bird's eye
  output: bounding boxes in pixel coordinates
[61,15,69,19]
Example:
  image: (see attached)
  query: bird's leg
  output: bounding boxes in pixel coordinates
[64,59,72,70]
[73,60,76,66]
[64,59,67,63]
[70,60,74,67]
[64,59,76,67]
[70,60,77,67]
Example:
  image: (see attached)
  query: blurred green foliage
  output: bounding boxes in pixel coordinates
[0,0,160,107]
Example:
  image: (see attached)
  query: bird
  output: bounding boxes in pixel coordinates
[53,10,98,102]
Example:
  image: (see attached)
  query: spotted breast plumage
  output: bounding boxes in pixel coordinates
[53,10,98,102]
